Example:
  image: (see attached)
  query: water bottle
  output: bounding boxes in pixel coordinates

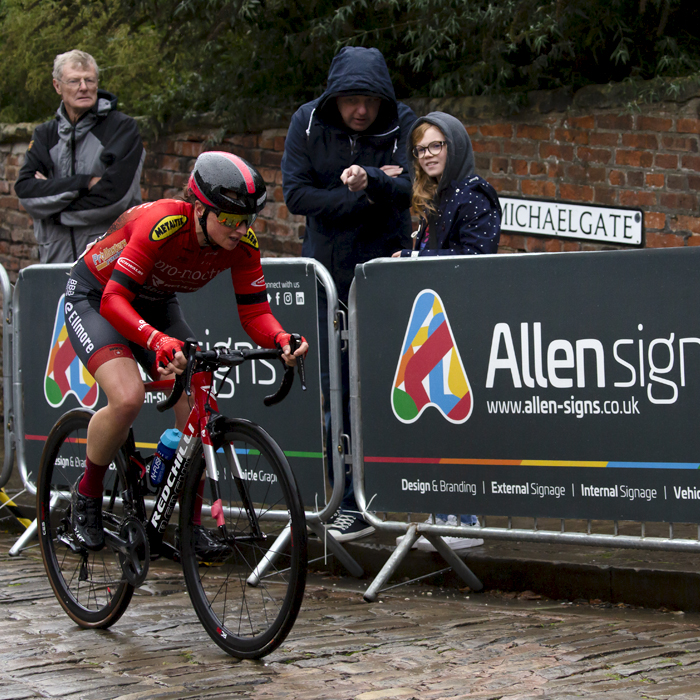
[150,428,182,487]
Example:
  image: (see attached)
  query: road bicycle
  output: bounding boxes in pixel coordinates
[36,337,308,659]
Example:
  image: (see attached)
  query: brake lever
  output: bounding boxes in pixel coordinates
[183,337,198,397]
[290,333,307,392]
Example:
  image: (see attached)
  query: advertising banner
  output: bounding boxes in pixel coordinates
[17,262,325,507]
[355,248,700,522]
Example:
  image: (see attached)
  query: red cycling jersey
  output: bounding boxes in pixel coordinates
[80,199,283,350]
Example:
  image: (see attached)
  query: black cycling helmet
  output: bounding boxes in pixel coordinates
[187,150,267,217]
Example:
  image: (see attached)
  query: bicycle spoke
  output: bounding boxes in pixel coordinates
[180,420,306,658]
[37,410,134,628]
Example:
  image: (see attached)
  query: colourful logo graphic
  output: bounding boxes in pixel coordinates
[392,290,473,424]
[44,295,99,408]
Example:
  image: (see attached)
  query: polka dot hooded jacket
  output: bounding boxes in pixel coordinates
[402,111,501,257]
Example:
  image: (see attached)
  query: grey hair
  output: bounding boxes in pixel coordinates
[53,50,99,82]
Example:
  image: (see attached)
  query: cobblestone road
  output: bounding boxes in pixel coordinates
[3,532,700,700]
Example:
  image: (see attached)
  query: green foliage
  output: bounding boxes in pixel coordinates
[304,0,700,98]
[1,0,699,125]
[0,0,186,123]
[131,0,700,121]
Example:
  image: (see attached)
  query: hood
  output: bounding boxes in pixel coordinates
[408,111,475,194]
[57,88,118,124]
[95,88,118,115]
[316,47,398,134]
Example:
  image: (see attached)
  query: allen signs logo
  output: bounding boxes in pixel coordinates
[391,289,473,424]
[44,295,99,408]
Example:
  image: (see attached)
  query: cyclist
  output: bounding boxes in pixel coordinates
[64,150,308,552]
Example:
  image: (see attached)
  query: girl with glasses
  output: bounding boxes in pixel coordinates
[393,111,501,258]
[394,113,501,551]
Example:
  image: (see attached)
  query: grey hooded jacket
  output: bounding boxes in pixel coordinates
[15,90,145,263]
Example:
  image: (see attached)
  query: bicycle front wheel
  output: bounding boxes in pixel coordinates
[180,419,307,659]
[37,409,134,628]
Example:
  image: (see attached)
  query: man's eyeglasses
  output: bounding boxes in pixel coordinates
[215,210,257,228]
[412,140,447,159]
[61,78,98,89]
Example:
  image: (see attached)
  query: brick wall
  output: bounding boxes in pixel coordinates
[467,110,700,253]
[0,124,39,278]
[1,82,699,280]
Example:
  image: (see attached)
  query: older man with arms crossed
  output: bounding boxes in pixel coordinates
[15,49,144,263]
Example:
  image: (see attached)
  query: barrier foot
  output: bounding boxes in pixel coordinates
[307,521,364,578]
[9,516,38,556]
[363,524,419,602]
[9,493,61,557]
[247,522,292,587]
[423,533,483,591]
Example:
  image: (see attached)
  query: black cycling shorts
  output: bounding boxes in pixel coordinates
[65,261,194,378]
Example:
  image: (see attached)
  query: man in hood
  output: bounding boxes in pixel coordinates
[282,46,416,541]
[15,50,145,263]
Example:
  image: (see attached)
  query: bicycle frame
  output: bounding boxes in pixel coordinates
[126,365,266,560]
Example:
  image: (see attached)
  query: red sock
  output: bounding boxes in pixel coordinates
[78,457,109,498]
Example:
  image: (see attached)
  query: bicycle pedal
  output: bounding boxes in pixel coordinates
[57,530,87,556]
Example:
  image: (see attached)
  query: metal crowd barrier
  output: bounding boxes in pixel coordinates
[349,249,700,601]
[0,263,14,491]
[4,259,362,577]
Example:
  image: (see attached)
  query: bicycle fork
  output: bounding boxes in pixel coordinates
[203,435,283,588]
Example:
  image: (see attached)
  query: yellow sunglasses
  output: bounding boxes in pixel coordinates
[215,210,257,228]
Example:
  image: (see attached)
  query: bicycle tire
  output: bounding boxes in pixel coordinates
[179,419,307,659]
[37,408,134,628]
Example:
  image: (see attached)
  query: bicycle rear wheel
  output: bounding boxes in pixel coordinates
[180,419,307,659]
[37,408,134,628]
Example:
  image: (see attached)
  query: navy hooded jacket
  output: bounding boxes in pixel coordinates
[401,111,501,257]
[282,47,416,302]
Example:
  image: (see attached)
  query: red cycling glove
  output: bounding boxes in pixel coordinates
[275,332,307,355]
[149,332,183,369]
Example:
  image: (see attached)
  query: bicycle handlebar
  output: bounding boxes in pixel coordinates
[156,335,306,413]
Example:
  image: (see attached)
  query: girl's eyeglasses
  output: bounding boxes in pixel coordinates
[412,141,446,159]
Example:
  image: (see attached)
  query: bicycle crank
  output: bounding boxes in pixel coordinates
[114,516,150,586]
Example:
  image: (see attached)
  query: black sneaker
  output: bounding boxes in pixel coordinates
[325,510,375,542]
[71,489,104,551]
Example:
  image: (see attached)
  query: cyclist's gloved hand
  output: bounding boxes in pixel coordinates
[150,332,184,369]
[275,332,309,367]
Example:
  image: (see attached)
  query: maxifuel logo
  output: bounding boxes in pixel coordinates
[392,290,473,424]
[44,294,98,408]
